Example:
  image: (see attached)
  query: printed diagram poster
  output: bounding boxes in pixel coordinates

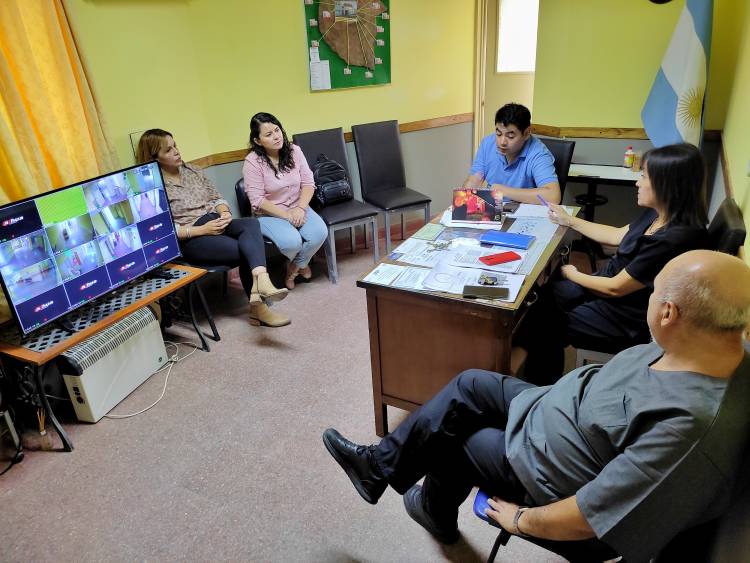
[304,0,391,90]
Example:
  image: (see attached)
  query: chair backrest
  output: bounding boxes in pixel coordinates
[708,197,746,256]
[351,120,406,196]
[292,127,352,179]
[539,138,576,199]
[235,178,251,216]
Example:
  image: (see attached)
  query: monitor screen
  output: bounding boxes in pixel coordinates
[0,161,180,335]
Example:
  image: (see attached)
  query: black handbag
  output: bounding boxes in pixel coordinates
[311,153,353,208]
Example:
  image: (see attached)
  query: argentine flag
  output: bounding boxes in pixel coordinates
[641,0,713,147]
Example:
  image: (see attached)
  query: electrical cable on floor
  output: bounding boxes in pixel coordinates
[103,341,199,419]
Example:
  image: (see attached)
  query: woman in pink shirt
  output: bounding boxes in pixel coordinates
[243,113,328,289]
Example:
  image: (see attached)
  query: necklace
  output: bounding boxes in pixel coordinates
[645,218,665,235]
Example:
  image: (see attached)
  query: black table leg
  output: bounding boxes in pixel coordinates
[33,365,74,452]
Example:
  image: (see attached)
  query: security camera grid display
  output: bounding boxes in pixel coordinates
[0,161,180,334]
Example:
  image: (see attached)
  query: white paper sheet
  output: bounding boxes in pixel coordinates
[310,60,331,90]
[508,204,575,218]
[392,267,430,290]
[421,262,525,302]
[362,263,404,285]
[389,238,451,268]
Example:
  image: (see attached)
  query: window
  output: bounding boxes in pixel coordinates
[496,0,539,73]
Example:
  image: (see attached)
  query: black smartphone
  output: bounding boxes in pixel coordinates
[462,285,510,299]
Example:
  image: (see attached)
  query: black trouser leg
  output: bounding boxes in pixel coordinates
[181,215,266,297]
[514,280,592,385]
[372,369,535,495]
[421,426,528,526]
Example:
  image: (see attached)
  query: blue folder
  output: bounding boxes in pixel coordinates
[479,230,535,250]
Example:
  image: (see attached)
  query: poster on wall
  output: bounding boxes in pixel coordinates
[303,0,391,91]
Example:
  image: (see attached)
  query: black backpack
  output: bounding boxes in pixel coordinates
[311,153,354,209]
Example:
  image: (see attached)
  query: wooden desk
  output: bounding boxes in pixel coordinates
[0,264,206,451]
[357,217,570,436]
[568,164,640,221]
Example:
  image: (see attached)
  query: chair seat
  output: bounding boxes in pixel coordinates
[317,199,380,226]
[364,187,431,211]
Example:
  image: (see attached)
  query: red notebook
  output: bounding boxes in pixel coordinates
[479,251,522,265]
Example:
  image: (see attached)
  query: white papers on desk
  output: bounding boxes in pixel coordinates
[439,208,502,230]
[363,263,404,285]
[445,246,526,273]
[362,263,430,291]
[507,218,557,275]
[389,238,449,268]
[508,204,575,218]
[392,267,430,290]
[422,262,524,302]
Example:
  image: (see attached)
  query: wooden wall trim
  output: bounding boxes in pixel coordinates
[189,112,475,167]
[533,124,721,141]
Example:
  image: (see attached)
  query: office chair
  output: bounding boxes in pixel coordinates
[473,490,618,563]
[708,197,746,255]
[351,120,431,252]
[292,127,380,284]
[475,339,750,563]
[539,137,576,200]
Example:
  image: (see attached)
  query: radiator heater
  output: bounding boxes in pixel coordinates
[60,307,167,423]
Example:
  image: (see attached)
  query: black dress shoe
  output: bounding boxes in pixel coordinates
[403,485,460,544]
[322,428,387,505]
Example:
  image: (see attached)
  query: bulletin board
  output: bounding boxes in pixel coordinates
[303,0,391,91]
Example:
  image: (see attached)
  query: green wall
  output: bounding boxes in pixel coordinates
[65,0,476,165]
[533,0,743,130]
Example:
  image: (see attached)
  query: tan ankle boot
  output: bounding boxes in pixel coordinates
[285,262,299,290]
[249,302,290,327]
[251,272,288,303]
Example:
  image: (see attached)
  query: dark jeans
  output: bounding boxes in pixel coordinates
[180,214,266,297]
[372,369,534,526]
[514,279,649,385]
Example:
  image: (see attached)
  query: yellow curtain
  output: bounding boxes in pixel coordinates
[0,0,118,205]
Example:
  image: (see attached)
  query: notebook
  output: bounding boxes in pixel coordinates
[479,230,535,250]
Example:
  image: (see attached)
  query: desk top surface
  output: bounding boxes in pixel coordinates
[357,208,573,312]
[569,163,641,182]
[0,263,205,365]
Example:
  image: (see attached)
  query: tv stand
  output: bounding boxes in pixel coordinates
[144,266,174,281]
[55,318,77,335]
[0,263,206,452]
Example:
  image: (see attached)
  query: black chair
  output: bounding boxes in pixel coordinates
[234,178,282,259]
[351,120,431,252]
[708,197,746,255]
[293,127,380,284]
[539,138,576,200]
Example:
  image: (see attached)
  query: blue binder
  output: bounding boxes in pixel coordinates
[479,230,535,249]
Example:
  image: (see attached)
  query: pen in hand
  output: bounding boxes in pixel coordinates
[536,194,549,207]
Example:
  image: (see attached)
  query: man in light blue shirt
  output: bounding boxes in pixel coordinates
[464,103,561,204]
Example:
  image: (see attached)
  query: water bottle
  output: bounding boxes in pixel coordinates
[624,146,635,168]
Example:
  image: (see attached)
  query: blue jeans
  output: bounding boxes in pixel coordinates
[258,208,328,268]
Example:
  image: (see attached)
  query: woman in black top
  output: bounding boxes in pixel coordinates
[514,143,709,384]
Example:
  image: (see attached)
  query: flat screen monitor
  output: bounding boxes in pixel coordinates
[0,161,180,335]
